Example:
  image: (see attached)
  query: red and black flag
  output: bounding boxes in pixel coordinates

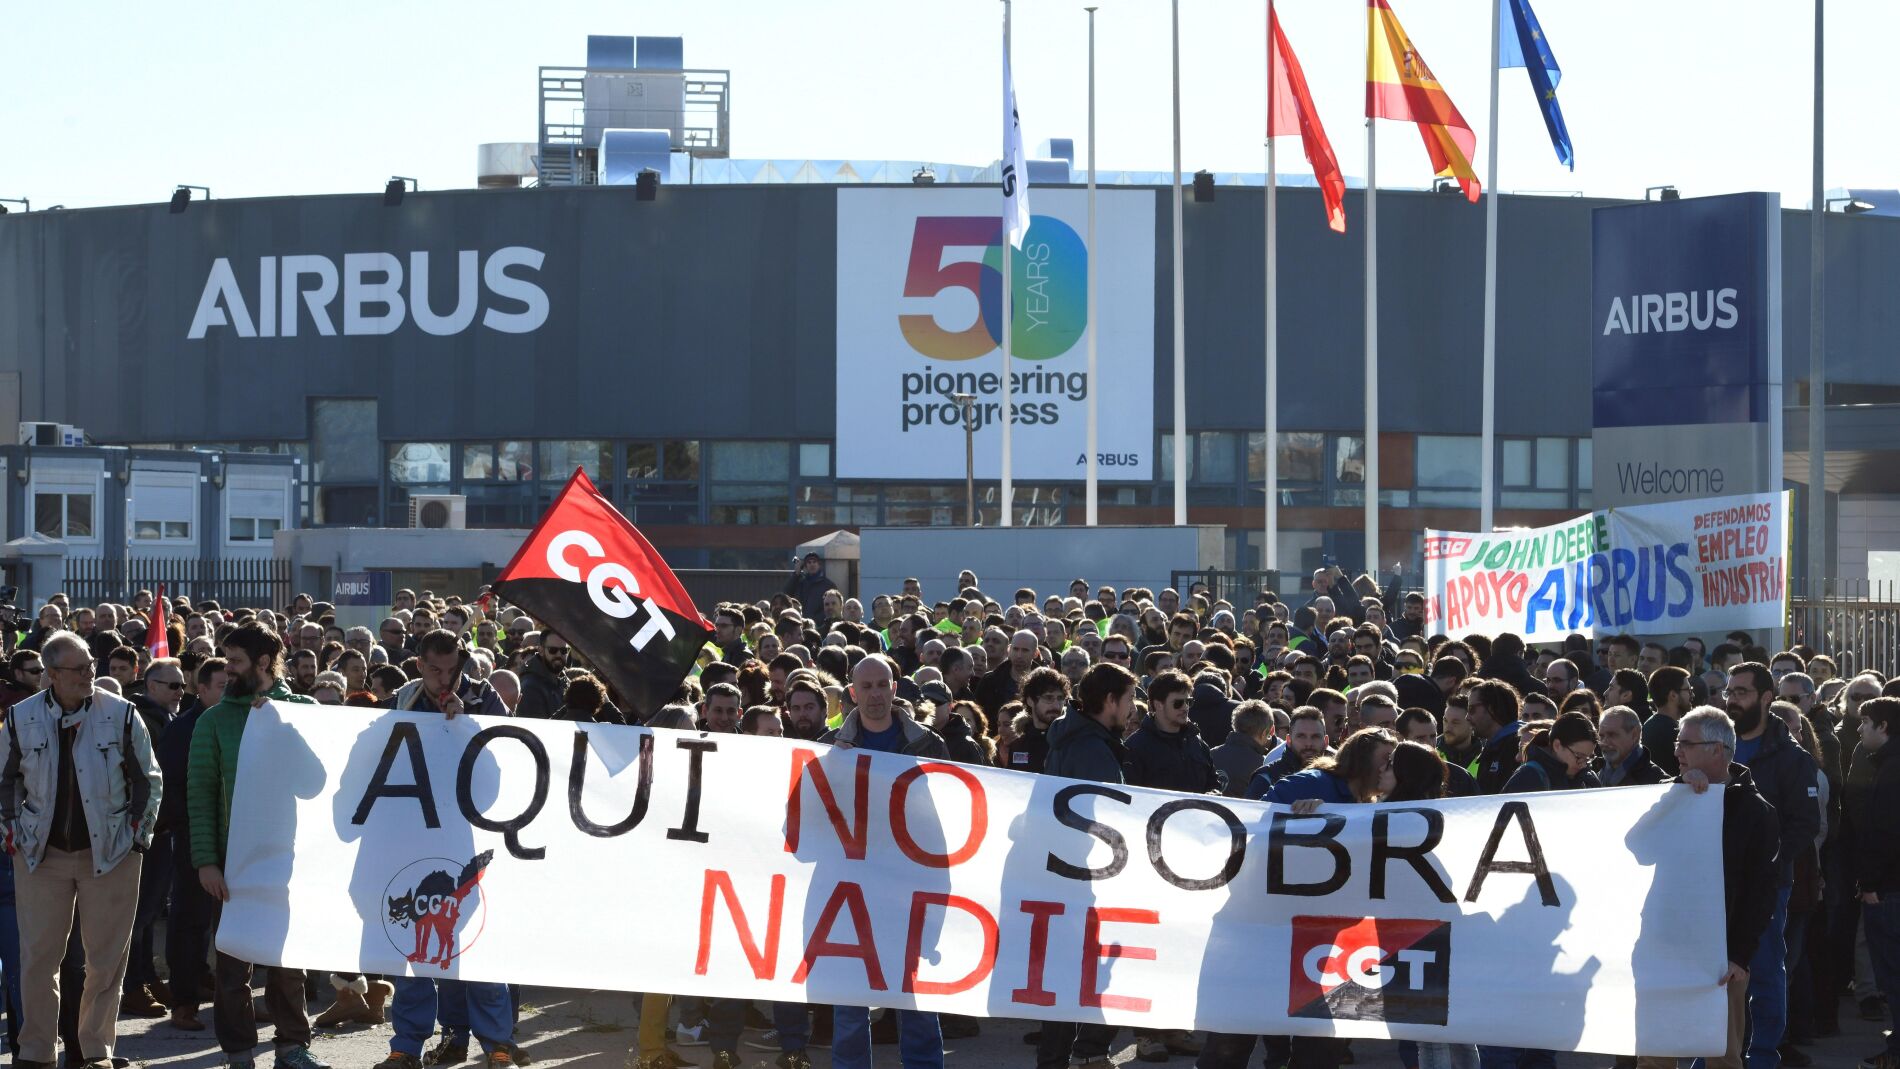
[492,469,713,719]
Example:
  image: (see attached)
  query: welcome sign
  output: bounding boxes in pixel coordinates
[218,706,1726,1056]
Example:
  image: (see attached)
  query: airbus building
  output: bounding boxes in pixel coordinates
[1,33,1897,598]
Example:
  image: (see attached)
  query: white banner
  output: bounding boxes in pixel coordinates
[219,706,1725,1057]
[834,187,1155,481]
[1422,490,1788,643]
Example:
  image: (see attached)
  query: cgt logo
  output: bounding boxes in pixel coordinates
[383,850,494,970]
[1288,915,1451,1025]
[545,530,679,653]
[897,215,1086,362]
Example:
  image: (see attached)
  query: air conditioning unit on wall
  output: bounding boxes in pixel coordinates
[409,494,467,530]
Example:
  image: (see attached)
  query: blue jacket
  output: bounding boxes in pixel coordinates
[1246,745,1328,801]
[1503,745,1600,793]
[1265,766,1356,805]
[1476,721,1524,794]
[1044,711,1127,785]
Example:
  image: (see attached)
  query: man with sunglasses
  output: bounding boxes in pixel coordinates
[120,659,191,1018]
[0,650,43,709]
[2,630,163,1069]
[513,631,569,720]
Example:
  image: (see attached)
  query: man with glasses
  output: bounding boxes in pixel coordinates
[1727,662,1821,1069]
[2,630,163,1069]
[120,659,192,1018]
[377,618,408,663]
[0,649,44,708]
[513,631,569,719]
[1633,707,1779,1069]
[1543,658,1581,701]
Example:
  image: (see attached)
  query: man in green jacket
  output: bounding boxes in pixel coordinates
[187,622,327,1069]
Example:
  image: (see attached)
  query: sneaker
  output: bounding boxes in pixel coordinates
[169,1007,208,1032]
[226,1060,256,1069]
[375,1053,424,1069]
[485,1051,514,1069]
[745,1031,782,1052]
[675,1024,710,1048]
[498,1044,532,1067]
[425,1037,469,1067]
[274,1045,331,1069]
[774,1053,812,1069]
[1780,1043,1813,1068]
[1163,1031,1203,1056]
[1135,1036,1170,1063]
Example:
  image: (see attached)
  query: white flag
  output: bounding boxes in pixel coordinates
[1002,5,1030,248]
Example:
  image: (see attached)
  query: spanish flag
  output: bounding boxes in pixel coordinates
[1366,0,1481,202]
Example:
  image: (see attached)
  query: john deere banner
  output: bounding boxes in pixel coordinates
[1422,490,1788,642]
[217,706,1726,1056]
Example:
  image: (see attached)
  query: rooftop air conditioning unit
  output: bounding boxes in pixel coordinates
[18,422,60,446]
[409,494,467,530]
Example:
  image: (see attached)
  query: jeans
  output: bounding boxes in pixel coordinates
[1863,895,1900,1058]
[1745,884,1791,1069]
[0,858,21,1056]
[165,829,215,1012]
[126,831,173,988]
[390,978,513,1057]
[1477,1048,1555,1069]
[772,1003,811,1052]
[832,1007,942,1069]
[214,951,311,1054]
[1418,1044,1479,1069]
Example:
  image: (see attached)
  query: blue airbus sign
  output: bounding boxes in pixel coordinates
[333,570,392,607]
[1590,192,1782,509]
[1592,192,1778,429]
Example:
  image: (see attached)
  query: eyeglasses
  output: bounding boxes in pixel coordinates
[1104,650,1131,661]
[1565,744,1597,764]
[150,679,186,691]
[49,659,95,675]
[1674,739,1723,752]
[1166,698,1192,709]
[18,666,41,676]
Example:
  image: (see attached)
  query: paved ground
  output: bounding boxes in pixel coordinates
[97,984,1889,1069]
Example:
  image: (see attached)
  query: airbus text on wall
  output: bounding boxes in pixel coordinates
[187,248,550,339]
[1590,193,1782,507]
[834,188,1156,481]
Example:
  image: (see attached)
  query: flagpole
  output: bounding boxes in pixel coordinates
[1480,0,1501,535]
[1264,0,1279,574]
[1000,0,1015,528]
[1170,0,1188,526]
[1364,114,1379,576]
[1085,5,1100,527]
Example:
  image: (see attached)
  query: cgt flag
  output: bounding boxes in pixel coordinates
[492,469,712,718]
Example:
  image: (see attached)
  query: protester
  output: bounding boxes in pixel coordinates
[1,630,163,1069]
[188,622,329,1069]
[1845,697,1900,1069]
[513,631,569,718]
[1209,700,1274,798]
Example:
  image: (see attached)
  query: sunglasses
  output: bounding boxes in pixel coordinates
[151,679,186,691]
[18,667,41,676]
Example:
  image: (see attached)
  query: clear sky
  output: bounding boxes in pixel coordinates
[2,0,1892,211]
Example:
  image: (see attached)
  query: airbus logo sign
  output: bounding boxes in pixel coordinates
[1600,288,1738,336]
[187,248,549,339]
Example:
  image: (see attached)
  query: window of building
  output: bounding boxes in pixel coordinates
[1247,432,1325,506]
[1196,432,1238,485]
[797,485,878,526]
[1416,435,1482,508]
[131,474,194,542]
[1158,434,1195,482]
[1501,437,1573,509]
[33,492,93,540]
[227,483,289,545]
[708,483,790,525]
[798,443,831,479]
[388,443,451,485]
[540,440,610,482]
[1329,435,1367,506]
[709,441,792,482]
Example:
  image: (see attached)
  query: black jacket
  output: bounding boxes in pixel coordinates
[1480,652,1548,699]
[1476,721,1525,795]
[155,705,204,837]
[1601,745,1669,788]
[1394,674,1446,718]
[515,656,567,719]
[1741,715,1821,887]
[1007,714,1052,774]
[974,665,1021,724]
[1706,764,1781,967]
[1810,708,1845,843]
[1503,745,1601,793]
[1642,711,1681,777]
[1124,718,1223,794]
[784,567,832,622]
[1246,745,1324,800]
[933,712,989,766]
[1044,711,1128,785]
[1187,680,1240,746]
[1844,738,1900,893]
[1209,734,1269,798]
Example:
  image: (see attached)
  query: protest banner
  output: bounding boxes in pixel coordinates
[1422,490,1788,643]
[217,706,1725,1056]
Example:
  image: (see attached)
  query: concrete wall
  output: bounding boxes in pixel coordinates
[857,525,1224,606]
[275,527,529,602]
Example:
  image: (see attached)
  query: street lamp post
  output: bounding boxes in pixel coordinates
[954,393,977,526]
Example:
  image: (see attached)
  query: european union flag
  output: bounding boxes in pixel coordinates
[1497,0,1573,169]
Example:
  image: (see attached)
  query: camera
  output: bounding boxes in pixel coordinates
[0,586,22,633]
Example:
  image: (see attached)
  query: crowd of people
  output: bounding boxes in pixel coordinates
[0,557,1897,1069]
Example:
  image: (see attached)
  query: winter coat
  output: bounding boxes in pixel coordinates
[1124,718,1223,794]
[1044,711,1128,785]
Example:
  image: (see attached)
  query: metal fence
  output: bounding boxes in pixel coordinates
[1788,579,1900,681]
[63,558,292,611]
[1170,569,1284,608]
[674,569,793,611]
